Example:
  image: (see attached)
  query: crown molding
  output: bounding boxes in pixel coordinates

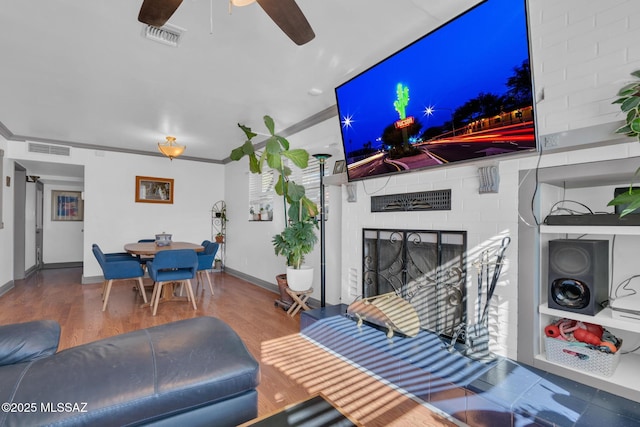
[0,121,222,164]
[0,120,15,140]
[221,104,339,164]
[0,105,339,165]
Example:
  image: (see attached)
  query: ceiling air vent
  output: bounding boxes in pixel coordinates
[142,23,185,47]
[27,142,71,157]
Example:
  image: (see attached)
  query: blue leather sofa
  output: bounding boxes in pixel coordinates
[0,317,259,426]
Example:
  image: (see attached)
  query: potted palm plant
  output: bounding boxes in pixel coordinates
[608,70,640,216]
[230,115,319,292]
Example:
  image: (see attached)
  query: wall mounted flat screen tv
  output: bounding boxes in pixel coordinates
[335,0,536,182]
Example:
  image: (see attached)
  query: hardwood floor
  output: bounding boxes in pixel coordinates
[0,268,456,426]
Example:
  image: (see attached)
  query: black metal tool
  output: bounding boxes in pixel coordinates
[464,236,511,362]
[480,236,511,325]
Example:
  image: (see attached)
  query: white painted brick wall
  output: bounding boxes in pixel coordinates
[530,0,640,135]
[340,0,640,360]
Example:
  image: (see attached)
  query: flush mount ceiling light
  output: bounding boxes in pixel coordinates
[158,136,185,160]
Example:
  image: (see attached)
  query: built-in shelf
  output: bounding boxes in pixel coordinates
[540,225,640,236]
[539,304,640,333]
[519,154,640,402]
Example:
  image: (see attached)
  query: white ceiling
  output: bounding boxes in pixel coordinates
[0,0,479,164]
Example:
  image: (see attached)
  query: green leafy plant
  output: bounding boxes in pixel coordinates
[230,115,318,268]
[272,220,318,268]
[219,207,227,223]
[608,167,640,217]
[609,71,640,216]
[613,70,640,141]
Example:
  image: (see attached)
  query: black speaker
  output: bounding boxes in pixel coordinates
[548,239,608,315]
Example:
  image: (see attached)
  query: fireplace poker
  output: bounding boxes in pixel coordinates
[463,236,511,361]
[479,236,511,325]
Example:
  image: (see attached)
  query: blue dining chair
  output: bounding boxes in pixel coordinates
[91,244,135,261]
[196,241,219,294]
[147,249,198,316]
[92,244,147,311]
[136,239,156,270]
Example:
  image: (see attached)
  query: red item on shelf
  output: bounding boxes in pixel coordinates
[574,328,601,346]
[583,322,604,340]
[545,324,561,338]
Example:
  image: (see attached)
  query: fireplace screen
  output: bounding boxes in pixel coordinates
[362,229,467,338]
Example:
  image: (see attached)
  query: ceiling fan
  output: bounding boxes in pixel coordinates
[138,0,315,45]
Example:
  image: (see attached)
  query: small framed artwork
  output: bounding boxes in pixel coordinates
[333,160,346,175]
[52,190,84,221]
[136,176,174,204]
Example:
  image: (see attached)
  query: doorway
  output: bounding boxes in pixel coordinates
[13,160,84,276]
[36,180,43,269]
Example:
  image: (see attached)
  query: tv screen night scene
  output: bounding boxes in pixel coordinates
[335,0,536,182]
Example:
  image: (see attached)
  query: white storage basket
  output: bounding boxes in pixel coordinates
[545,337,620,377]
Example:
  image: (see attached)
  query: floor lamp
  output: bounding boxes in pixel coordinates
[313,153,331,307]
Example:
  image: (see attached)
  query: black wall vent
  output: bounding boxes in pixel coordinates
[371,189,451,212]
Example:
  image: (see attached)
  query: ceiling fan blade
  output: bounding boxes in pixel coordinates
[138,0,183,27]
[255,0,315,45]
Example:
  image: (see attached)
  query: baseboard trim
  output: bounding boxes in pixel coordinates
[82,267,322,308]
[223,267,279,294]
[223,267,320,308]
[43,262,83,270]
[82,275,103,285]
[0,280,14,297]
[24,264,38,278]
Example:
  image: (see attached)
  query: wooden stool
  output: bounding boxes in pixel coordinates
[285,287,313,316]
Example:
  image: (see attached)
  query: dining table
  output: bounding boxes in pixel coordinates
[124,241,204,256]
[124,241,205,309]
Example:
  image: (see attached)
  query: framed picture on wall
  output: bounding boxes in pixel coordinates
[52,190,84,221]
[135,176,174,204]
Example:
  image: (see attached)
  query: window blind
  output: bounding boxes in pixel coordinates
[247,155,329,219]
[248,168,274,214]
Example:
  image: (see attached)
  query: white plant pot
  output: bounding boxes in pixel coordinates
[286,265,314,291]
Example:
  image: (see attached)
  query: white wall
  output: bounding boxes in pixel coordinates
[42,182,84,264]
[6,141,224,280]
[528,0,640,134]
